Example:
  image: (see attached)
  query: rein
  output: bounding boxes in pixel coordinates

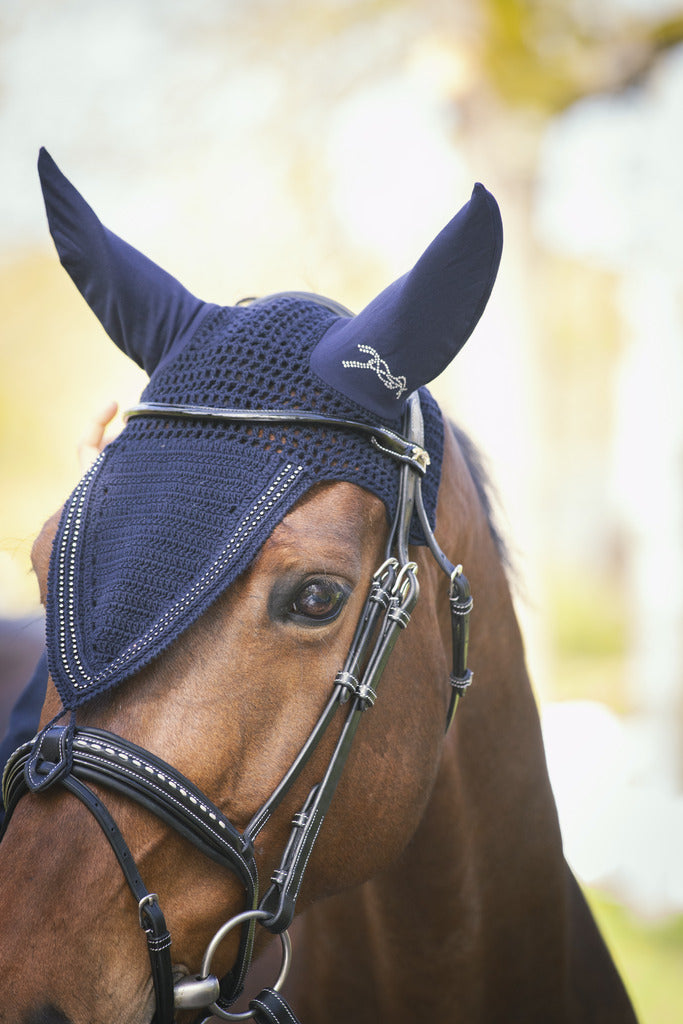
[1,393,473,1024]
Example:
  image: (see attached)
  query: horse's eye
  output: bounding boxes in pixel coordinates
[290,578,348,624]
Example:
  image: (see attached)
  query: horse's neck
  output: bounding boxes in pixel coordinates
[286,435,636,1023]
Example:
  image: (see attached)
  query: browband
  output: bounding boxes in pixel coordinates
[125,402,431,475]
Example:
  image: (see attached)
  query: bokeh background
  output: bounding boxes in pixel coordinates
[1,1,682,1018]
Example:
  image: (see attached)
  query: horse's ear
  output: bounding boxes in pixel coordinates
[38,148,217,375]
[310,184,503,418]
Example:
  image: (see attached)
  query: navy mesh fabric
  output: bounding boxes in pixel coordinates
[46,296,444,709]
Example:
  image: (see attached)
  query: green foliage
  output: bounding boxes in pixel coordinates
[587,889,683,1024]
[550,572,627,661]
[546,571,630,708]
[480,0,683,113]
[480,0,585,112]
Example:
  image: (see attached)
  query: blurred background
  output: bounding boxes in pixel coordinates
[1,0,682,1018]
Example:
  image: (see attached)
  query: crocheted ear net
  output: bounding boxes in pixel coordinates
[46,295,444,709]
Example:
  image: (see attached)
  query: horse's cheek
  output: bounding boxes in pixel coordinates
[300,627,448,902]
[0,795,152,1023]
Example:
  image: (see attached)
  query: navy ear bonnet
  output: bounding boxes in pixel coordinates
[39,149,502,709]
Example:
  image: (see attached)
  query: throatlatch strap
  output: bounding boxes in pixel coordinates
[249,987,303,1024]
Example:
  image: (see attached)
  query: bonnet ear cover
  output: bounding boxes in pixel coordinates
[310,184,503,419]
[38,148,217,375]
[38,152,496,710]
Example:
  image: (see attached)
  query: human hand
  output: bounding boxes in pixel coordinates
[78,400,119,471]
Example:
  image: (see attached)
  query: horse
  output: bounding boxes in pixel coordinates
[0,150,637,1024]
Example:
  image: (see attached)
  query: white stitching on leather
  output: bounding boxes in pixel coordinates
[73,737,257,887]
[251,991,299,1024]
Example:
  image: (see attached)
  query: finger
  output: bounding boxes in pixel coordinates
[78,400,119,471]
[80,400,119,449]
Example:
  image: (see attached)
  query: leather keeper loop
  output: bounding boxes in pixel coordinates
[450,669,473,696]
[24,723,74,793]
[334,670,358,702]
[369,582,392,608]
[387,605,411,628]
[357,682,378,708]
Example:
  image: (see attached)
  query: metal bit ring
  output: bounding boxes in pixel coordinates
[204,908,292,1021]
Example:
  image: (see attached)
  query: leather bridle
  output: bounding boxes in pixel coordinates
[1,391,473,1024]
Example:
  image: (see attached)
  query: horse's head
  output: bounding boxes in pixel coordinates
[0,151,502,1024]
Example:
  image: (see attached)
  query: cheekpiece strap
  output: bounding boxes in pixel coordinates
[445,568,474,731]
[139,895,175,1024]
[257,557,420,933]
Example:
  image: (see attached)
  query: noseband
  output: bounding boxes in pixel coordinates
[1,392,473,1024]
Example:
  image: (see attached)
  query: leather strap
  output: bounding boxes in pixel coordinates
[6,740,176,1023]
[242,558,398,849]
[413,465,474,730]
[60,775,175,1024]
[445,569,474,731]
[139,896,175,1024]
[4,726,259,1009]
[126,403,430,475]
[249,987,303,1024]
[258,559,419,932]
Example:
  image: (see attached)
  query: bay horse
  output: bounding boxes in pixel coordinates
[0,151,637,1024]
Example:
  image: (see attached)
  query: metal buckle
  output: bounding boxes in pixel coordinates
[138,892,160,930]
